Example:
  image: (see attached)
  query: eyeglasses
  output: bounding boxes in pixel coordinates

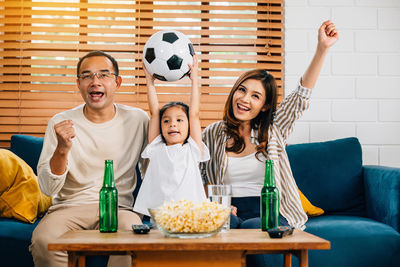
[77,72,117,81]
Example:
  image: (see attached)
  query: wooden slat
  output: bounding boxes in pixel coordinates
[0,35,280,47]
[0,2,281,12]
[0,125,47,133]
[0,66,282,75]
[1,26,281,38]
[0,50,139,59]
[0,116,50,125]
[0,19,282,30]
[0,9,283,21]
[0,108,68,117]
[0,54,283,65]
[0,44,283,54]
[150,0,281,2]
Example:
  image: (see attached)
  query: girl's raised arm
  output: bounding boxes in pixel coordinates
[301,20,339,89]
[188,55,202,151]
[143,63,160,143]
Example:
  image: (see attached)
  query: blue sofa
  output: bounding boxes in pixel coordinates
[1,135,399,267]
[287,137,400,267]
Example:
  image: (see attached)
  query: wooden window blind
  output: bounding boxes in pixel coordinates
[0,0,284,147]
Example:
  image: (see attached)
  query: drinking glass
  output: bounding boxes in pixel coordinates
[207,184,232,232]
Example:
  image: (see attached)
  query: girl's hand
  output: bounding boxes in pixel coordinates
[188,54,198,82]
[142,62,155,86]
[318,20,339,50]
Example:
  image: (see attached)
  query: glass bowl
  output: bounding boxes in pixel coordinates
[148,201,231,239]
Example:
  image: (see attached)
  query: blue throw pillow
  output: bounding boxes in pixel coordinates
[286,137,365,217]
[10,135,44,175]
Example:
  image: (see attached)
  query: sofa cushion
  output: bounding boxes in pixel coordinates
[298,189,324,217]
[10,135,44,175]
[305,215,400,267]
[286,137,365,216]
[0,149,52,223]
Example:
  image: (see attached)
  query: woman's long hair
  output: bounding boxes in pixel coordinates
[223,69,277,159]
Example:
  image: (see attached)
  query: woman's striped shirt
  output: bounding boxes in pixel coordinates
[200,81,311,229]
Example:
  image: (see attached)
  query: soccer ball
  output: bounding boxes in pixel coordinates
[143,30,195,82]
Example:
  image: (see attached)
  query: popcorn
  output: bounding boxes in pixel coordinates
[151,200,231,233]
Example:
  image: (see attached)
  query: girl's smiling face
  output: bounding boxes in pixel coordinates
[161,106,189,146]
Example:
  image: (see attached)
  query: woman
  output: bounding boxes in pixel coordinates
[201,20,339,231]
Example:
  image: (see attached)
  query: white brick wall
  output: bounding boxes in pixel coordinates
[379,100,400,121]
[356,31,400,52]
[356,77,400,98]
[309,123,356,142]
[378,8,400,29]
[379,55,400,75]
[380,146,400,166]
[285,1,400,167]
[333,7,377,29]
[332,55,377,75]
[361,145,379,165]
[332,100,378,121]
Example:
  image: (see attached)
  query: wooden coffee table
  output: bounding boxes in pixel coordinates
[48,229,330,267]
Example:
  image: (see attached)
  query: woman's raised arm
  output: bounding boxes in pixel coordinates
[301,20,339,89]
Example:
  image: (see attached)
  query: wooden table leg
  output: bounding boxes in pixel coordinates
[77,254,85,267]
[241,251,246,267]
[68,252,76,267]
[284,253,292,267]
[297,250,308,267]
[131,251,136,267]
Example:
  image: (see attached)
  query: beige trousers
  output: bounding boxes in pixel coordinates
[29,203,141,267]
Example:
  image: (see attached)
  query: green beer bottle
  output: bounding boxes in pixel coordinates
[261,159,279,231]
[99,159,118,232]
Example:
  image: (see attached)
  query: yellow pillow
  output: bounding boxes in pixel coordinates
[0,149,52,223]
[298,189,324,217]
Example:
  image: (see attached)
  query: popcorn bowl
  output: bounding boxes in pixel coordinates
[148,200,231,239]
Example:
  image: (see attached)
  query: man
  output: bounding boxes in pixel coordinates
[30,51,149,267]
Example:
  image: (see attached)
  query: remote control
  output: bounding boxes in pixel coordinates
[132,224,150,234]
[267,226,294,238]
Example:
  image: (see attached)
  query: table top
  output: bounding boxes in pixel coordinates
[48,229,330,252]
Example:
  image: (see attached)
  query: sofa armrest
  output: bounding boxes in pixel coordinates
[363,165,400,232]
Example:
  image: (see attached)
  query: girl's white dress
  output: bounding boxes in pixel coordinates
[133,135,210,216]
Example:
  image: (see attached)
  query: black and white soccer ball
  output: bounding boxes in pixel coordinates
[143,30,195,82]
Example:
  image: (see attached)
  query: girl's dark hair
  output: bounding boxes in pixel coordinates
[223,69,277,159]
[159,102,190,144]
[76,50,119,78]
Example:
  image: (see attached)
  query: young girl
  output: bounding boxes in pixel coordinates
[134,55,209,216]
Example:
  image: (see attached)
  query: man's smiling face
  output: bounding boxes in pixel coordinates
[77,56,120,113]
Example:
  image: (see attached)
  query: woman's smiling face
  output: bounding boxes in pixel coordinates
[231,78,267,123]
